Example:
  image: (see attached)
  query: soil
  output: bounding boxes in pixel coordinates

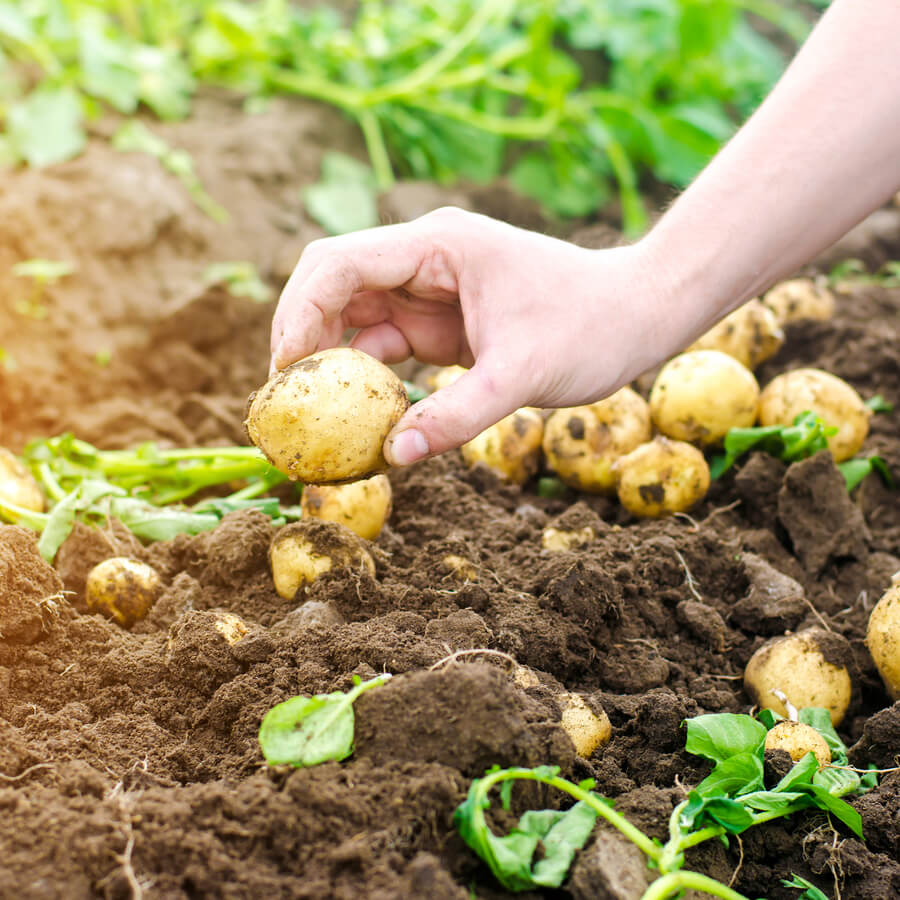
[2,92,900,900]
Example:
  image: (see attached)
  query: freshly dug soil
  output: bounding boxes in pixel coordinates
[2,93,900,900]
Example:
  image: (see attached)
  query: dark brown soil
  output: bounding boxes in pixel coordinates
[2,93,900,900]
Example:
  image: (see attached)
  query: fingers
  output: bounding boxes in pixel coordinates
[384,361,526,466]
[349,323,413,364]
[270,224,446,370]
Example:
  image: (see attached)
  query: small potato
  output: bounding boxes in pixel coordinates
[86,557,162,628]
[758,368,869,462]
[687,299,785,370]
[744,629,853,726]
[613,437,710,518]
[764,721,831,767]
[269,519,375,600]
[214,612,250,646]
[427,365,467,392]
[560,693,611,758]
[541,525,595,552]
[246,347,410,484]
[542,388,651,493]
[460,408,544,485]
[650,350,759,446]
[0,448,44,512]
[300,474,392,541]
[441,554,479,582]
[866,572,900,700]
[763,278,835,326]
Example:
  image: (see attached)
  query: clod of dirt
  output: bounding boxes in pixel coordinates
[570,824,654,899]
[601,644,670,693]
[199,509,275,586]
[424,609,492,650]
[733,452,787,527]
[849,701,900,768]
[0,525,65,644]
[675,600,727,651]
[777,452,869,575]
[354,664,575,777]
[272,601,346,633]
[730,552,807,634]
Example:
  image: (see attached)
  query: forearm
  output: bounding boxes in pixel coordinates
[641,0,900,353]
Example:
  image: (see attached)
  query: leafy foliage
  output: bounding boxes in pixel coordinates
[0,0,815,231]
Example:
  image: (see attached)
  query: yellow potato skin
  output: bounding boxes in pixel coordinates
[460,408,544,484]
[426,365,467,392]
[687,299,785,371]
[0,448,44,512]
[560,693,611,758]
[86,557,162,628]
[650,350,759,447]
[614,437,710,519]
[763,278,835,326]
[744,630,852,726]
[269,520,375,600]
[542,388,651,493]
[300,474,392,541]
[246,348,410,484]
[866,575,900,700]
[758,368,869,462]
[764,721,831,767]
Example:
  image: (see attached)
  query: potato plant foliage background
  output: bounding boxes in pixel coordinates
[1,0,822,232]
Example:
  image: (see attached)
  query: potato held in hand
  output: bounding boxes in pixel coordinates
[461,408,544,485]
[269,519,375,600]
[687,299,784,370]
[301,474,393,541]
[86,557,162,628]
[866,573,900,700]
[650,350,759,447]
[542,387,651,493]
[613,436,710,518]
[246,347,409,483]
[758,368,869,463]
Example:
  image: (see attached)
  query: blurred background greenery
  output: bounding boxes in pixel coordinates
[0,1,829,234]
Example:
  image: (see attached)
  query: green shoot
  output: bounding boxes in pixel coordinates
[782,875,830,900]
[455,710,872,899]
[12,259,76,319]
[828,259,900,290]
[203,262,272,303]
[258,674,391,767]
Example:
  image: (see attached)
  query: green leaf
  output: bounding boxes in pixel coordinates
[813,765,860,798]
[797,708,849,764]
[737,790,806,813]
[694,751,764,798]
[772,753,819,793]
[304,181,380,235]
[865,394,893,413]
[258,675,389,767]
[838,456,894,492]
[6,86,86,167]
[795,783,863,837]
[782,874,830,900]
[685,713,768,763]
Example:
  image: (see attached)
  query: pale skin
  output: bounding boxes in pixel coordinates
[271,0,900,467]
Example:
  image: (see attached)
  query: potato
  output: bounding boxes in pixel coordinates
[246,347,410,483]
[764,721,831,767]
[687,299,785,370]
[650,350,759,446]
[560,693,611,758]
[763,278,835,326]
[269,519,375,600]
[86,557,162,628]
[744,629,852,726]
[214,612,250,646]
[758,368,869,462]
[542,388,651,493]
[300,474,392,541]
[0,448,44,512]
[613,437,710,518]
[427,365,467,392]
[441,554,479,582]
[460,408,544,484]
[541,525,595,552]
[866,572,900,700]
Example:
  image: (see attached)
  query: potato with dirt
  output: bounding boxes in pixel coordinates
[85,557,162,628]
[300,474,392,541]
[744,629,853,726]
[542,388,651,493]
[758,368,870,462]
[764,720,831,767]
[762,278,835,325]
[687,299,784,370]
[246,347,410,483]
[0,447,44,512]
[460,407,544,484]
[613,436,710,518]
[649,350,759,446]
[866,572,900,700]
[269,518,375,600]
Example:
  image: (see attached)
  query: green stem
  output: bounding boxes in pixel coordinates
[640,871,751,900]
[401,97,560,138]
[358,109,394,189]
[0,497,49,532]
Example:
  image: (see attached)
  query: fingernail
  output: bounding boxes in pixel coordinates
[386,429,429,466]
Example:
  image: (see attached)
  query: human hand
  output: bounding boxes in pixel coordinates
[270,208,678,467]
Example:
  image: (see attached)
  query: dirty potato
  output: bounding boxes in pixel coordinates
[300,474,392,541]
[460,408,544,484]
[687,299,784,370]
[762,278,835,326]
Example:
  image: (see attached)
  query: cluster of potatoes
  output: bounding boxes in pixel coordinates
[429,278,868,519]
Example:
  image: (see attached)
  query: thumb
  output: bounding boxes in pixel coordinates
[384,364,524,467]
